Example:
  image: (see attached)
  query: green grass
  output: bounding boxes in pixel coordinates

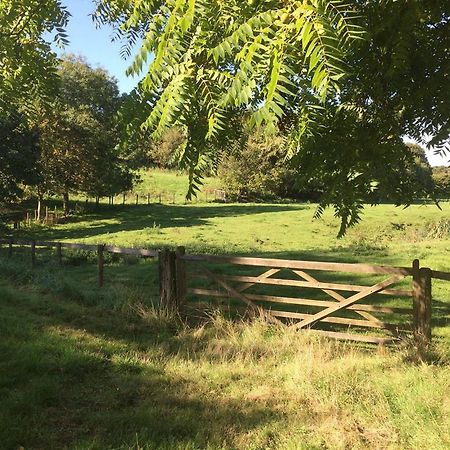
[61,168,221,208]
[0,277,449,449]
[134,168,222,199]
[5,200,450,339]
[1,186,450,448]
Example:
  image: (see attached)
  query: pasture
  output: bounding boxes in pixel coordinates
[1,195,450,449]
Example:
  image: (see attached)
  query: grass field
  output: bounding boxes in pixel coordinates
[0,276,449,449]
[1,181,450,449]
[63,169,221,207]
[134,169,221,199]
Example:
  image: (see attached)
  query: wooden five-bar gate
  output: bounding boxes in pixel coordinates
[164,250,449,346]
[2,239,449,346]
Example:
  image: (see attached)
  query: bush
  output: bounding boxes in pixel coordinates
[218,132,300,201]
[433,166,450,200]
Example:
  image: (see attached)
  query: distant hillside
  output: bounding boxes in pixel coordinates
[134,169,222,199]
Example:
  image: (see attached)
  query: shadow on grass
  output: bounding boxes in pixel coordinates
[0,284,283,450]
[13,203,308,242]
[0,249,449,449]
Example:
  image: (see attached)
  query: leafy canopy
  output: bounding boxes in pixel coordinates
[94,0,364,195]
[96,1,449,235]
[0,0,70,118]
[0,113,40,206]
[38,55,132,213]
[289,0,449,234]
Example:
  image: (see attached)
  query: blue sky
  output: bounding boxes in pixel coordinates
[56,0,139,93]
[56,0,448,166]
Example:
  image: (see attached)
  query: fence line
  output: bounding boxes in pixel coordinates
[2,189,228,230]
[1,238,449,347]
[0,238,158,288]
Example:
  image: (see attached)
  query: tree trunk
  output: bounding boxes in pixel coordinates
[37,195,43,221]
[95,196,100,207]
[63,192,70,216]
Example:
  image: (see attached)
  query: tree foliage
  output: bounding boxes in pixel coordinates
[288,0,449,234]
[0,0,70,118]
[0,113,40,206]
[433,166,450,200]
[121,125,186,169]
[94,0,364,196]
[38,55,132,213]
[95,0,449,234]
[219,131,299,201]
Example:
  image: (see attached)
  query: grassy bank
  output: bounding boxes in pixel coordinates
[135,168,221,199]
[0,275,449,449]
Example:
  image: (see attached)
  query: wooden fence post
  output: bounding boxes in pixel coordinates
[97,244,105,287]
[412,259,432,346]
[8,237,13,257]
[175,246,186,308]
[57,242,62,266]
[31,240,36,268]
[159,249,177,312]
[147,193,150,205]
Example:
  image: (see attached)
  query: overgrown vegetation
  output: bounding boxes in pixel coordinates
[0,269,449,449]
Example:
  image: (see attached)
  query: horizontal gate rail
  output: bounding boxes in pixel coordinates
[181,253,412,275]
[189,273,412,296]
[186,288,413,315]
[431,270,450,281]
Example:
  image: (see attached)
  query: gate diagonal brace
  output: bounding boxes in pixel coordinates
[293,275,405,330]
[292,269,384,325]
[237,268,280,292]
[200,265,284,325]
[292,270,404,336]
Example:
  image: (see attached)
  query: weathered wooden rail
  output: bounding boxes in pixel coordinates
[1,239,449,346]
[177,253,450,346]
[0,238,158,287]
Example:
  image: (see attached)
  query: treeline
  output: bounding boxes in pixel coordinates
[433,166,450,200]
[2,56,449,221]
[1,55,133,217]
[221,142,449,203]
[135,127,448,203]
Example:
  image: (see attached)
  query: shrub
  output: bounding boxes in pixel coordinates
[218,132,300,201]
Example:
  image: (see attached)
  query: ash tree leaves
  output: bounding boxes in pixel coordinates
[0,0,70,119]
[91,1,449,236]
[94,0,364,199]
